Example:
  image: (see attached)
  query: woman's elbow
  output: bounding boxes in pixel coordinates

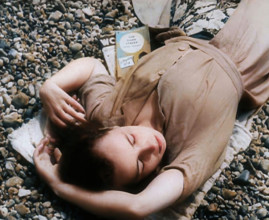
[128,202,151,220]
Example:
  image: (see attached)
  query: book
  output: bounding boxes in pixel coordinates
[116,26,151,79]
[99,35,116,77]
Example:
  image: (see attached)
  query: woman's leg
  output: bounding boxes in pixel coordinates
[210,0,269,109]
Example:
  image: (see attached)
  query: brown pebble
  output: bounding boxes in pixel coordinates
[208,203,218,212]
[222,188,237,200]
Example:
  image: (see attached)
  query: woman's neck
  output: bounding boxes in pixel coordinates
[134,91,164,133]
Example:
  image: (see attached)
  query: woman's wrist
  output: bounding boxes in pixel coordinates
[49,178,66,197]
[40,79,54,98]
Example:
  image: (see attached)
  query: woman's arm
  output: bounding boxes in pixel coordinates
[34,139,184,219]
[40,57,108,127]
[55,169,183,219]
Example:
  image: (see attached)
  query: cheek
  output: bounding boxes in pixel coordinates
[146,158,160,174]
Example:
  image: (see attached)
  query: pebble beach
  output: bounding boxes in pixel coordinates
[0,0,269,219]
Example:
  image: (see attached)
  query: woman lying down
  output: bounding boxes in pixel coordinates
[34,0,269,219]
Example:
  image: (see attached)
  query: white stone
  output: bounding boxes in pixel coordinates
[0,206,8,218]
[264,152,269,158]
[18,189,31,197]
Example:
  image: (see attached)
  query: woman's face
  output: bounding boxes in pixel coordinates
[93,126,166,188]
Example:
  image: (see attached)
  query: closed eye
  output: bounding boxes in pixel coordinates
[127,134,135,145]
[137,160,144,179]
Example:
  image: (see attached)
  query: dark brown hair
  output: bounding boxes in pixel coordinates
[49,122,114,191]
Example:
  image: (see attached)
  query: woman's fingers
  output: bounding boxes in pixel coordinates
[33,137,50,165]
[66,94,85,114]
[63,104,87,124]
[54,148,62,163]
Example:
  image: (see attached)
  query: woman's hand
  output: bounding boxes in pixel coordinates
[33,137,63,188]
[40,80,87,127]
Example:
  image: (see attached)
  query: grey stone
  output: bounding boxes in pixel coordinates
[35,215,48,220]
[75,9,84,19]
[48,10,63,22]
[82,7,94,17]
[8,49,18,58]
[17,79,25,87]
[5,161,15,173]
[28,83,35,96]
[260,159,269,174]
[0,48,8,56]
[55,0,66,13]
[0,206,8,218]
[3,112,22,128]
[256,208,268,218]
[264,137,269,149]
[233,170,250,185]
[0,147,8,158]
[6,200,15,208]
[32,0,41,5]
[3,94,12,106]
[69,43,83,53]
[1,75,14,84]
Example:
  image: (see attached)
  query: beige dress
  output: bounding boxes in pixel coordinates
[79,0,269,203]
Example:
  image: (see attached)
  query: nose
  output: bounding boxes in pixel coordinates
[137,143,156,161]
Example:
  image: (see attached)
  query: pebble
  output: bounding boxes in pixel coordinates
[28,83,36,97]
[17,79,25,87]
[256,208,268,218]
[82,7,94,17]
[5,160,15,173]
[23,53,35,62]
[3,112,23,128]
[6,200,15,208]
[239,205,249,216]
[18,189,31,197]
[0,147,8,158]
[3,94,12,106]
[15,203,30,216]
[8,48,18,58]
[262,187,269,195]
[55,0,66,13]
[48,10,63,22]
[222,189,237,200]
[260,159,269,174]
[75,9,84,19]
[233,170,250,185]
[11,92,29,109]
[207,203,218,212]
[264,137,269,149]
[1,75,14,84]
[5,176,23,188]
[8,187,19,195]
[36,215,48,220]
[0,206,8,218]
[69,43,83,53]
